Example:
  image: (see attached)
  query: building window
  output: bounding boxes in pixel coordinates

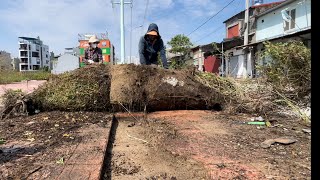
[32,52,40,57]
[227,24,240,38]
[284,9,296,31]
[20,52,28,57]
[46,54,48,58]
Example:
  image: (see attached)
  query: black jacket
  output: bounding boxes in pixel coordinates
[139,23,168,68]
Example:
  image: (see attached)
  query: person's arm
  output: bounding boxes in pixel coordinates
[139,37,147,65]
[159,39,168,69]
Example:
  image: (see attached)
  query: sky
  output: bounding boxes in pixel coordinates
[0,0,280,59]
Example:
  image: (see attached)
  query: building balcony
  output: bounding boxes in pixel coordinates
[19,40,29,44]
[20,58,28,63]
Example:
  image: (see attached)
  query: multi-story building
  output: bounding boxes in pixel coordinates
[18,36,50,71]
[220,0,311,79]
[221,0,285,78]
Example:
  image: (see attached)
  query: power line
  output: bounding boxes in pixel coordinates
[187,0,236,37]
[193,0,242,44]
[194,24,224,43]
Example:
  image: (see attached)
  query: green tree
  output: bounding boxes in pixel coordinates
[167,34,193,68]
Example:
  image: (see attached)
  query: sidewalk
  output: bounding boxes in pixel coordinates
[0,80,46,108]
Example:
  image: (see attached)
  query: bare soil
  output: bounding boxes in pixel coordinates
[104,114,208,180]
[0,111,112,179]
[0,110,311,180]
[106,110,311,180]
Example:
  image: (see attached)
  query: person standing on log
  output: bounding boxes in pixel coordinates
[138,23,168,69]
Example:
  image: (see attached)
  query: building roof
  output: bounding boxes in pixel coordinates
[223,1,285,23]
[256,0,295,17]
[191,42,220,51]
[251,1,285,8]
[221,36,244,50]
[18,37,39,41]
[234,27,311,48]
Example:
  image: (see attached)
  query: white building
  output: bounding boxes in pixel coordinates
[18,36,50,71]
[51,53,79,75]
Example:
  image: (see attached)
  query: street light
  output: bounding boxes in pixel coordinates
[130,25,143,63]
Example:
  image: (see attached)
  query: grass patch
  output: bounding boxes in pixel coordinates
[0,70,51,84]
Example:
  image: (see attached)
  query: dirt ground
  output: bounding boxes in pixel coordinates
[104,114,208,180]
[106,110,311,180]
[0,111,112,179]
[0,110,311,180]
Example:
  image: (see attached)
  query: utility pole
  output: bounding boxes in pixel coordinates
[221,42,224,76]
[244,0,251,78]
[111,0,132,64]
[244,0,250,45]
[130,4,133,64]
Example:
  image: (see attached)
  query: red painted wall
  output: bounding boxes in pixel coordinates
[227,24,239,38]
[204,56,220,74]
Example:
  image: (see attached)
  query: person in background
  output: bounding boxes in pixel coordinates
[84,35,103,64]
[139,23,168,69]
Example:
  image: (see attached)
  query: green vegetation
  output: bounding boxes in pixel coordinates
[258,41,311,99]
[0,70,52,84]
[167,34,193,69]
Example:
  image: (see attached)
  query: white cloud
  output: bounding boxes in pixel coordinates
[0,0,226,58]
[0,0,117,56]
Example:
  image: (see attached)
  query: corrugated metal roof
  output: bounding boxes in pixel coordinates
[223,0,285,23]
[256,0,296,17]
[18,37,38,41]
[234,27,311,48]
[251,1,285,8]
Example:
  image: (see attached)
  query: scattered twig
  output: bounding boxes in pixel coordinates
[274,90,310,123]
[118,102,139,121]
[26,166,43,178]
[126,131,148,144]
[294,162,311,171]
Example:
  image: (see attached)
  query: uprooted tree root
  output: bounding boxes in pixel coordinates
[1,64,227,119]
[0,90,29,120]
[1,64,309,121]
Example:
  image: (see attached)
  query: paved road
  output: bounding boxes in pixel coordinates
[0,80,46,107]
